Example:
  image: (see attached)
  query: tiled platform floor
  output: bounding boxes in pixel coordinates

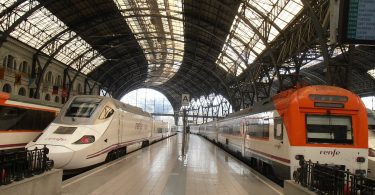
[62,133,283,195]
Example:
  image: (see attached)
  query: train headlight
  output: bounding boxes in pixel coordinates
[73,135,95,144]
[369,148,375,157]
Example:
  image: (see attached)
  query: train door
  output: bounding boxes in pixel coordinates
[241,119,246,155]
[118,108,123,145]
[214,120,218,142]
[152,120,155,139]
[274,118,283,145]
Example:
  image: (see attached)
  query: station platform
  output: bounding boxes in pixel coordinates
[62,133,283,195]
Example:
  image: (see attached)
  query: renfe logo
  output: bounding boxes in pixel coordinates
[320,149,340,157]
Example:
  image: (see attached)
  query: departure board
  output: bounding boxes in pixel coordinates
[339,0,375,44]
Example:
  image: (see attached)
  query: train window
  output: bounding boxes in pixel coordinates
[66,97,102,118]
[246,118,269,139]
[306,115,353,144]
[98,106,114,120]
[0,105,55,131]
[263,119,269,138]
[274,118,283,140]
[233,123,241,135]
[220,125,235,134]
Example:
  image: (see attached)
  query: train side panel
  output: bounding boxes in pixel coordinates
[189,125,200,134]
[0,92,60,150]
[203,121,218,142]
[243,111,291,180]
[207,85,368,181]
[0,131,41,150]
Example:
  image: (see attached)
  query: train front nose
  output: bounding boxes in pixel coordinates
[42,145,74,169]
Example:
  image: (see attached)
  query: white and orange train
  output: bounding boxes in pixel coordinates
[0,92,61,151]
[27,95,174,172]
[194,85,368,180]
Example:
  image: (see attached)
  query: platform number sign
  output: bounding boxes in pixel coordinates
[181,94,190,106]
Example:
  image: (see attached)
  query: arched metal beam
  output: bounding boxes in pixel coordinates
[113,67,220,100]
[69,14,248,74]
[113,71,224,111]
[123,83,184,111]
[96,53,233,102]
[69,38,239,95]
[111,68,218,101]
[300,0,330,83]
[92,49,230,84]
[120,84,180,112]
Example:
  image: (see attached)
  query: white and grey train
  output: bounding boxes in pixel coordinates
[26,95,173,171]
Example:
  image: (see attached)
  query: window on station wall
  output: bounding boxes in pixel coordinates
[19,61,29,74]
[121,88,174,125]
[77,83,82,94]
[31,90,42,99]
[3,55,16,70]
[35,92,40,99]
[45,71,53,84]
[186,93,232,124]
[2,84,12,93]
[18,87,26,96]
[55,75,62,86]
[54,96,60,103]
[45,94,51,101]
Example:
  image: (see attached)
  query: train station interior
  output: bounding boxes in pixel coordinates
[1,0,375,194]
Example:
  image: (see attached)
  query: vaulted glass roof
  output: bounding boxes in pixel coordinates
[1,0,305,78]
[0,0,105,74]
[217,0,304,76]
[114,0,184,85]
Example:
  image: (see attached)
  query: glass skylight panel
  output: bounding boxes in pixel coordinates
[81,55,106,74]
[10,7,67,49]
[114,0,184,85]
[253,41,266,54]
[368,69,375,79]
[1,1,105,75]
[0,0,15,12]
[268,26,279,42]
[248,53,256,64]
[216,0,303,76]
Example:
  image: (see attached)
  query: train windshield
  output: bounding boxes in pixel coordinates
[306,115,353,144]
[65,97,102,118]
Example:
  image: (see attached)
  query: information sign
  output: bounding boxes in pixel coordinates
[339,0,375,44]
[181,94,190,106]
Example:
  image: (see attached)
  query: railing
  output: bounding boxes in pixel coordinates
[294,160,375,195]
[0,146,54,186]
